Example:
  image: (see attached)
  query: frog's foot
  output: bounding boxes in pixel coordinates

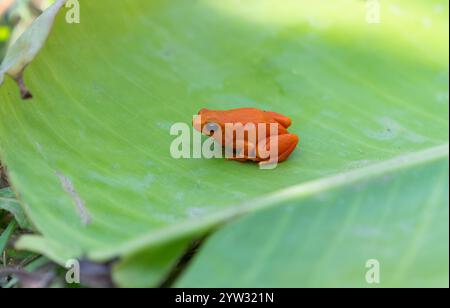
[258,133,299,165]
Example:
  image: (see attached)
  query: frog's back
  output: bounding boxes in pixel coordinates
[219,108,275,125]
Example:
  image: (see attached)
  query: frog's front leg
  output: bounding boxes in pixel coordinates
[225,139,257,162]
[258,133,299,166]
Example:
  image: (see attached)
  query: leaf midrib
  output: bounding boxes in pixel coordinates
[89,143,449,260]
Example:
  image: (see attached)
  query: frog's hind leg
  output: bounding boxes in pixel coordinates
[278,134,299,162]
[259,133,299,166]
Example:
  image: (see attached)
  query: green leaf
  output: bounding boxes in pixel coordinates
[0,220,16,254]
[113,238,190,288]
[15,234,80,266]
[0,187,30,228]
[0,0,448,287]
[177,154,449,288]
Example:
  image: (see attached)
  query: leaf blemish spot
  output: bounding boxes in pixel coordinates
[56,171,91,226]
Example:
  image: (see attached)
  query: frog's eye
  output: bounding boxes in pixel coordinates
[205,122,219,134]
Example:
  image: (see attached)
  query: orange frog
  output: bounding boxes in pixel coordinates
[193,108,299,166]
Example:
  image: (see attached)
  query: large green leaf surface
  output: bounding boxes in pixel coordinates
[0,0,448,287]
[177,154,449,288]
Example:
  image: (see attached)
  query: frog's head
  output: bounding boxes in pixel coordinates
[193,108,222,136]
